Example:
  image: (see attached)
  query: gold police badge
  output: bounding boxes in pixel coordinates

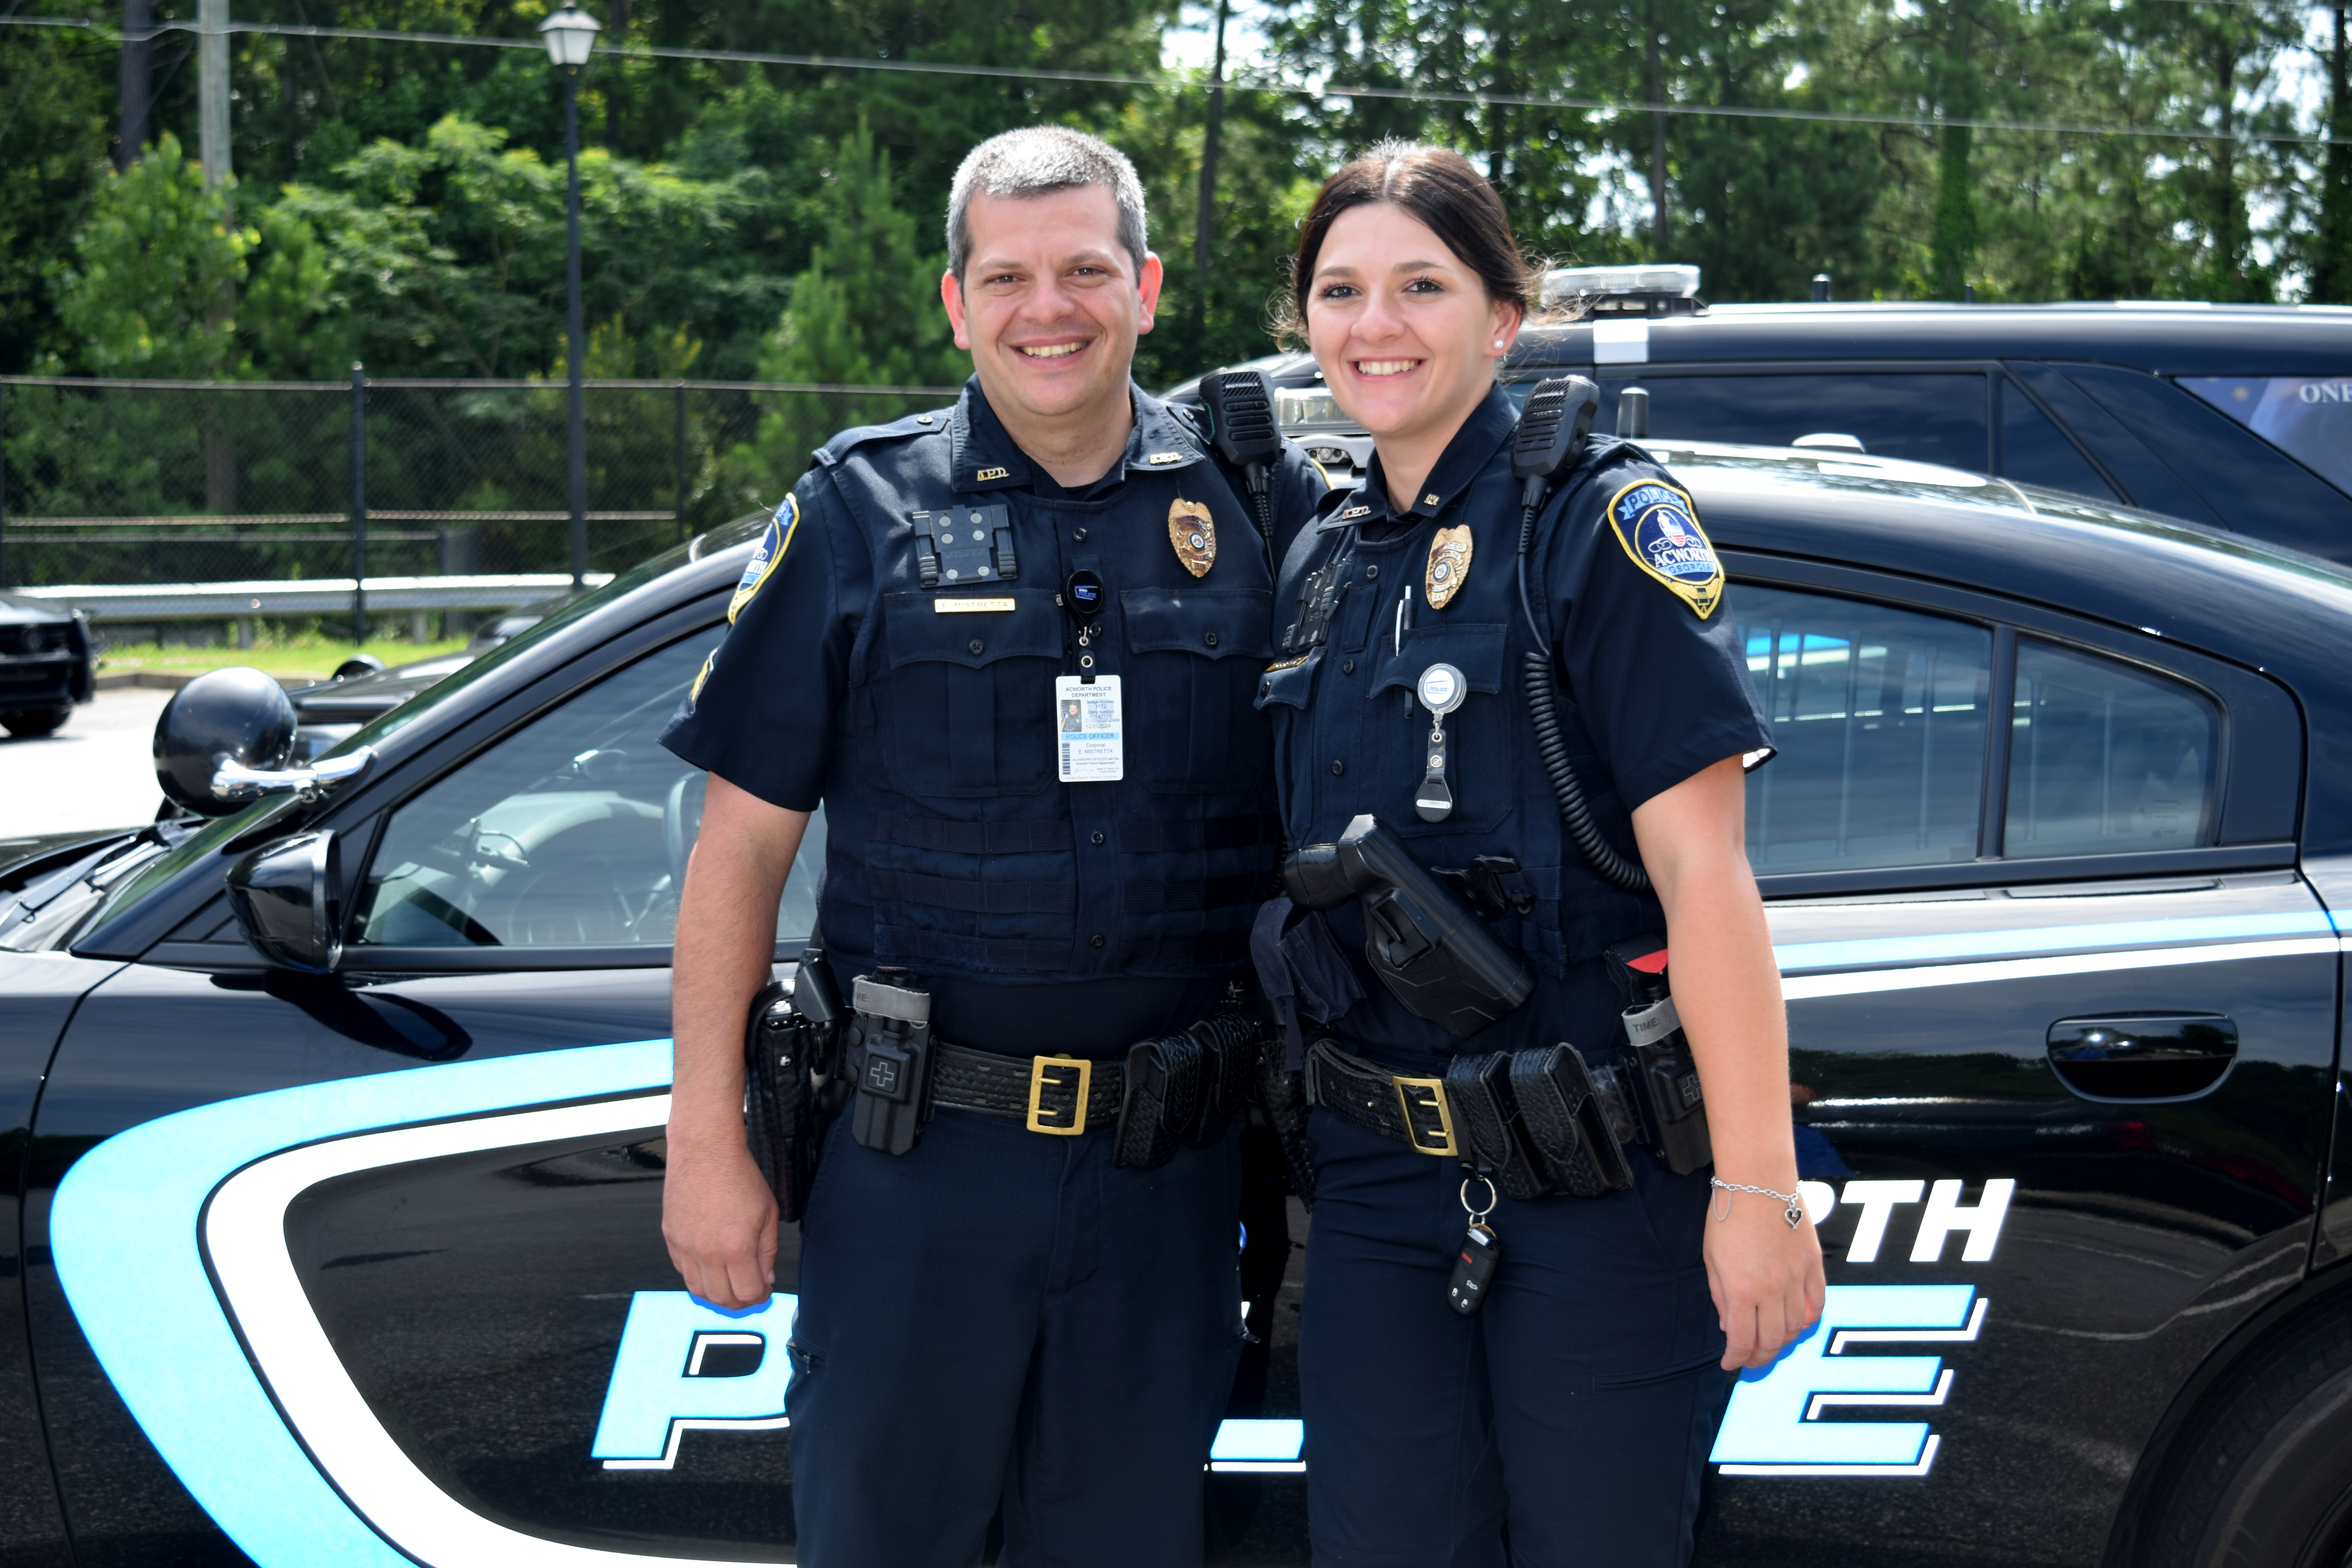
[1169,499,1216,577]
[1425,524,1474,609]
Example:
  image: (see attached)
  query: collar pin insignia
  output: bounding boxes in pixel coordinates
[976,465,1010,482]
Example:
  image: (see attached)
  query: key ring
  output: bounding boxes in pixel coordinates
[1459,1173,1497,1229]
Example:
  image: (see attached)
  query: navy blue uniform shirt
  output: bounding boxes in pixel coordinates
[664,378,1325,1057]
[1258,384,1772,1063]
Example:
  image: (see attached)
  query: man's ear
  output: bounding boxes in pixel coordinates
[941,268,972,351]
[1135,251,1165,336]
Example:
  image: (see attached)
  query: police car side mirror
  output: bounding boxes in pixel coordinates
[154,667,298,817]
[225,830,342,973]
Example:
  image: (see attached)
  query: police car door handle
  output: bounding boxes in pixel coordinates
[2046,1014,2239,1102]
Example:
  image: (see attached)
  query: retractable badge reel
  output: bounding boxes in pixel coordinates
[1415,662,1467,822]
[1055,570,1124,782]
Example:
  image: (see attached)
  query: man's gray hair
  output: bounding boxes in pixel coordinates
[946,127,1149,281]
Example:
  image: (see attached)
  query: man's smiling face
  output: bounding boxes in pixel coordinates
[943,184,1161,428]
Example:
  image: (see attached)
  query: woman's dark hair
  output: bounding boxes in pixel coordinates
[1279,141,1538,343]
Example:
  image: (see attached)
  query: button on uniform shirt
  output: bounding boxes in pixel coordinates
[664,379,1326,1058]
[1258,385,1773,1061]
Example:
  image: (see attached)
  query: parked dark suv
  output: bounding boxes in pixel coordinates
[0,591,93,738]
[1183,267,2352,558]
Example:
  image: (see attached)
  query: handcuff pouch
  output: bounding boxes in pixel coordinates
[1442,1050,1553,1202]
[1508,1044,1635,1196]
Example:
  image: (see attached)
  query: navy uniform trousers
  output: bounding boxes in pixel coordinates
[1299,1059,1733,1568]
[786,1107,1244,1568]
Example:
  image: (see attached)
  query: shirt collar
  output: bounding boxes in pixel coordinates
[950,379,1034,493]
[949,379,1207,495]
[1358,383,1519,524]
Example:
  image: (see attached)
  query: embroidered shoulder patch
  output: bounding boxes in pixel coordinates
[1606,480,1722,618]
[729,495,798,623]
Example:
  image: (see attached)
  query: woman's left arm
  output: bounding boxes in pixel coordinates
[1630,753,1826,1370]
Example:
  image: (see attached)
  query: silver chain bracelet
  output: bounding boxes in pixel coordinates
[1709,1177,1806,1229]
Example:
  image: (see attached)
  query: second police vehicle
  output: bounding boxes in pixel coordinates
[1,281,2350,1567]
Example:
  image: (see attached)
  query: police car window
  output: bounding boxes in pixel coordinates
[2005,641,2218,859]
[2179,377,2352,495]
[1998,379,2118,501]
[1597,373,1989,471]
[1733,585,1992,875]
[349,630,823,949]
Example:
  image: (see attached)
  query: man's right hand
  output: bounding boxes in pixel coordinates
[661,1130,780,1309]
[664,775,811,1310]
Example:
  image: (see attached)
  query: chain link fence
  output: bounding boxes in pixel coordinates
[0,376,959,595]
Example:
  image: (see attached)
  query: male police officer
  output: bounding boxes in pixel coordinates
[658,127,1322,1565]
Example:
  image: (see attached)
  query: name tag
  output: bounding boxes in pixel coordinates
[935,597,1015,613]
[1054,675,1124,783]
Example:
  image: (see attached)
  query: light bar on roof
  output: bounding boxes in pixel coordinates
[1541,263,1703,306]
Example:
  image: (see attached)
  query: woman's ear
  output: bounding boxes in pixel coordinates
[1490,299,1525,358]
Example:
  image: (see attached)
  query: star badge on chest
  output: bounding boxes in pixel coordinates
[1425,524,1474,609]
[1169,498,1217,577]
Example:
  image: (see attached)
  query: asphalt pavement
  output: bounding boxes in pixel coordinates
[0,688,173,840]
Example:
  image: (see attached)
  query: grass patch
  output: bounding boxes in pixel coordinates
[96,633,470,682]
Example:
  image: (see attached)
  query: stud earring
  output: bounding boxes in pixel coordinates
[1493,339,1506,349]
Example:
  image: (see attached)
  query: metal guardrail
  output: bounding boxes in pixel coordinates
[14,573,610,620]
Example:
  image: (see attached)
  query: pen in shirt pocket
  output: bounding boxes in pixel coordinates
[1394,586,1414,655]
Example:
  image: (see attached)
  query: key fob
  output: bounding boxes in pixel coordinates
[1447,1222,1501,1316]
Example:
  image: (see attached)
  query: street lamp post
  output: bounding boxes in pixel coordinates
[541,2,600,593]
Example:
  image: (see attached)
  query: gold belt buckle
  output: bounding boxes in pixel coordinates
[1027,1053,1092,1135]
[1392,1074,1457,1157]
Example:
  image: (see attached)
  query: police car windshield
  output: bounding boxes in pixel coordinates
[312,512,773,762]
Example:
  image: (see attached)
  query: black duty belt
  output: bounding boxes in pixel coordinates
[1303,1037,1654,1200]
[850,1037,1125,1135]
[1305,1040,1468,1156]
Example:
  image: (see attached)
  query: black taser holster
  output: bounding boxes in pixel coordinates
[848,969,936,1156]
[742,938,847,1223]
[1605,936,1713,1176]
[1282,815,1533,1039]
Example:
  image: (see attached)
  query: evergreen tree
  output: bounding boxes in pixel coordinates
[730,125,965,505]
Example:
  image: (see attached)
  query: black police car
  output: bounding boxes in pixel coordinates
[1181,266,2352,559]
[4,445,2352,1568]
[0,590,93,738]
[285,597,570,760]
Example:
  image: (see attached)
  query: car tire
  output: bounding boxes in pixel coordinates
[0,706,69,737]
[2141,1310,2352,1568]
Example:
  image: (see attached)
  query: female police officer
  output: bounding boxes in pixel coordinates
[1254,143,1824,1566]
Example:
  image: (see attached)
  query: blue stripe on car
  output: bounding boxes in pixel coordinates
[1772,911,2337,972]
[50,1039,674,1568]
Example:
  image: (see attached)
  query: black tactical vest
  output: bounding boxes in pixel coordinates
[812,386,1282,983]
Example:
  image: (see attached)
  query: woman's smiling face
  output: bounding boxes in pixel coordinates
[1305,201,1519,450]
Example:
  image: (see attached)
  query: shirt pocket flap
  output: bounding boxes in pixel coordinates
[1122,588,1275,661]
[883,590,1062,669]
[1256,651,1319,711]
[1370,622,1510,698]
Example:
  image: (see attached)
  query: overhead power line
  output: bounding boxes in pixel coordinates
[4,11,2345,146]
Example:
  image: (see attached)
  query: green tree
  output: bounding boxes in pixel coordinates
[728,125,966,505]
[265,114,758,379]
[51,132,254,377]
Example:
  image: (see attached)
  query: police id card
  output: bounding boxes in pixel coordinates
[1054,675,1124,782]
